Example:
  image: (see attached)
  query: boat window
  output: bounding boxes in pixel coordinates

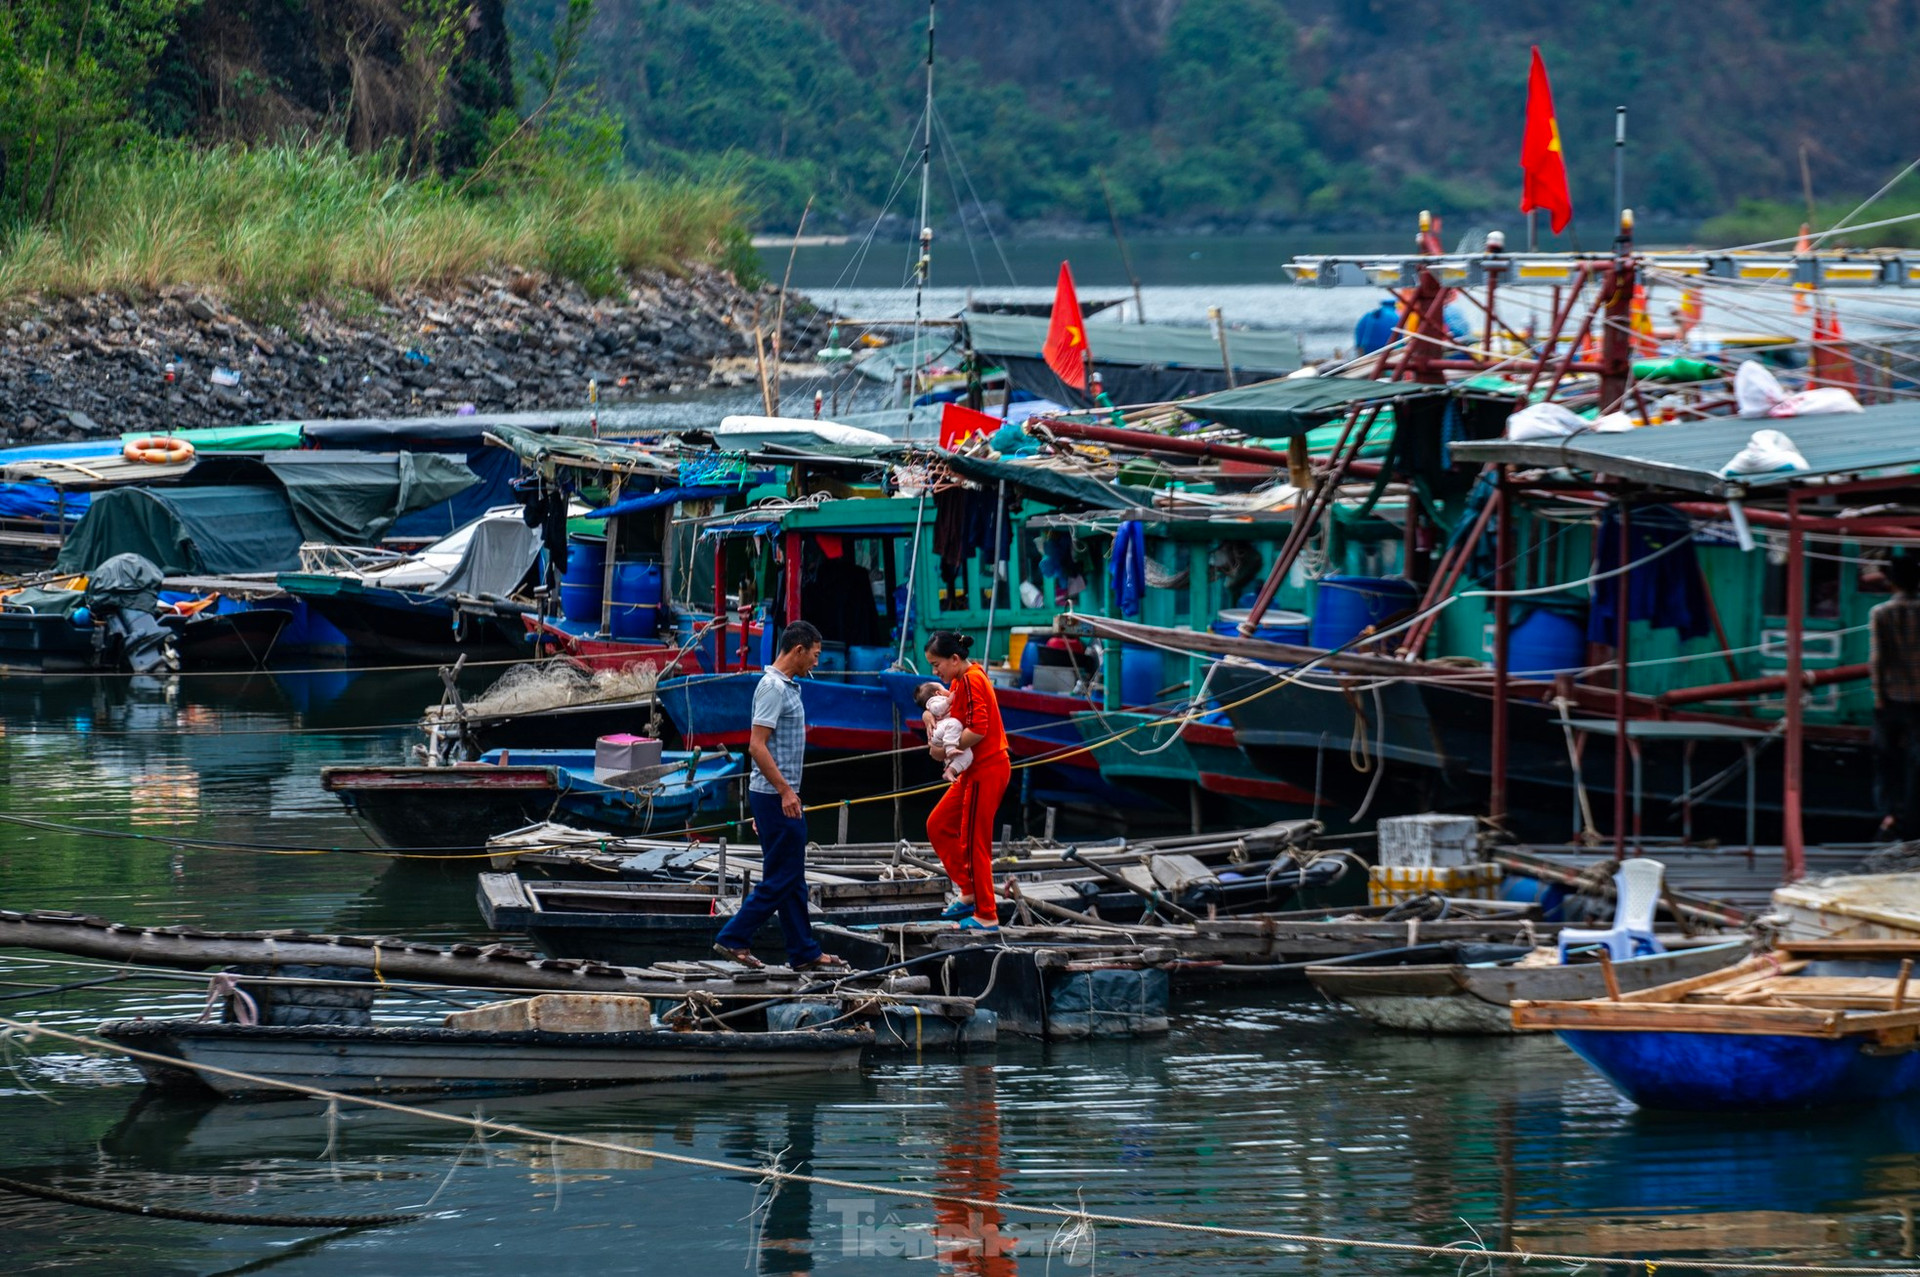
[1761,549,1842,620]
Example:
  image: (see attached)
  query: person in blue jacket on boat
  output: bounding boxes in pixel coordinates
[712,620,850,972]
[1352,297,1401,354]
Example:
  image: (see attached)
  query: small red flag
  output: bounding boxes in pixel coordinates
[1042,261,1088,391]
[1519,47,1573,234]
[939,401,999,449]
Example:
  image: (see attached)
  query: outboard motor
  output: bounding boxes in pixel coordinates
[83,553,178,673]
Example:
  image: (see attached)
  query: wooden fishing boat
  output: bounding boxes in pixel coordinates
[1513,940,1920,1110]
[97,1016,870,1097]
[1306,937,1749,1034]
[320,749,747,851]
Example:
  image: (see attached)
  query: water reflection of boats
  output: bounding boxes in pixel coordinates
[1504,1098,1920,1261]
[101,1074,877,1169]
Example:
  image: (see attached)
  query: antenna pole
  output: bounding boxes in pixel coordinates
[1612,106,1627,250]
[907,0,935,422]
[1101,173,1145,322]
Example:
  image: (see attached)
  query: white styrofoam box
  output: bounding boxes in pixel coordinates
[1377,813,1480,869]
[443,993,654,1033]
[595,733,662,781]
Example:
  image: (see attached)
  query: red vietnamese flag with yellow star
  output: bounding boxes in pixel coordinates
[1519,46,1573,234]
[1042,261,1089,390]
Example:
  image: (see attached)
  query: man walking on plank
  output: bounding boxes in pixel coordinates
[713,620,849,971]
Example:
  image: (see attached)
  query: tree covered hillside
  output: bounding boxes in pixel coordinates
[510,0,1920,235]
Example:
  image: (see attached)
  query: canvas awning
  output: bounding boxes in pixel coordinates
[483,423,677,476]
[1183,378,1455,439]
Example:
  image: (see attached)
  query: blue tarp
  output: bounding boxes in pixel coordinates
[585,485,742,521]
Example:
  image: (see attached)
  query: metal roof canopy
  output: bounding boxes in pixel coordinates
[961,312,1302,373]
[1287,250,1920,290]
[1449,403,1920,500]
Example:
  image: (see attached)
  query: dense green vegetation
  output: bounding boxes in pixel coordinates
[0,0,748,300]
[513,0,1920,236]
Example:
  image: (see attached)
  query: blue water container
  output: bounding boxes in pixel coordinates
[1508,608,1587,677]
[1309,576,1421,649]
[849,644,893,674]
[814,640,847,673]
[607,560,663,640]
[1119,645,1164,706]
[677,610,718,669]
[1211,608,1310,644]
[559,535,608,624]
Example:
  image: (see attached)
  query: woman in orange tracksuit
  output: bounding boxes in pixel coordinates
[923,630,1010,931]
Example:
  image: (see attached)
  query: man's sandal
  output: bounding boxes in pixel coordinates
[794,953,852,972]
[712,944,765,969]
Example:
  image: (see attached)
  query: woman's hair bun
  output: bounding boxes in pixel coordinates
[926,629,973,659]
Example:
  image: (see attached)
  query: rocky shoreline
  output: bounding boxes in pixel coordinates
[0,266,821,443]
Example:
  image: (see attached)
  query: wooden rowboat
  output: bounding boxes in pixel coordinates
[1306,939,1750,1034]
[1513,940,1920,1110]
[98,1018,870,1098]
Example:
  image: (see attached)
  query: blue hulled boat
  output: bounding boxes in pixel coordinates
[1514,941,1920,1111]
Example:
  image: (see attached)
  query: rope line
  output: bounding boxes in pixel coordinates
[0,1017,1909,1274]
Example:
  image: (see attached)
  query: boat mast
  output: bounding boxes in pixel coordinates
[907,0,934,422]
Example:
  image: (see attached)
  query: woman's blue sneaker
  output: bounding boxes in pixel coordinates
[938,899,975,921]
[955,916,1000,932]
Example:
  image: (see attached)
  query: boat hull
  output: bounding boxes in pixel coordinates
[98,1020,869,1097]
[1558,1027,1920,1111]
[322,751,745,851]
[1310,942,1750,1035]
[1213,661,1880,843]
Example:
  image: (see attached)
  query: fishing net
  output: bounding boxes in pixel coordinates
[455,662,661,717]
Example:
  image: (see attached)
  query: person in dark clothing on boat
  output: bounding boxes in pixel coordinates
[713,620,849,971]
[1872,554,1920,838]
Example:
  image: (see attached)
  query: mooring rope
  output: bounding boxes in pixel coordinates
[0,1017,1912,1274]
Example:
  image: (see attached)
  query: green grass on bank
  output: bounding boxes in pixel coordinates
[0,142,753,305]
[1699,195,1920,251]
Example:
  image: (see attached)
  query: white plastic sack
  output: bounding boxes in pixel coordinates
[1505,401,1588,441]
[1735,360,1784,417]
[1591,411,1638,433]
[1769,386,1862,418]
[1719,428,1810,477]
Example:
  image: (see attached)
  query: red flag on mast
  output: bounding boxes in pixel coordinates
[1042,261,1089,390]
[1519,46,1573,234]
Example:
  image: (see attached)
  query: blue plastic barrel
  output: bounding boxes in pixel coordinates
[814,640,847,673]
[1212,608,1310,644]
[559,535,608,624]
[1508,608,1586,677]
[849,644,893,673]
[607,560,662,639]
[677,610,718,669]
[1309,576,1420,649]
[1119,645,1164,706]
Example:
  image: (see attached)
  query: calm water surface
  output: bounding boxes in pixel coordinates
[0,671,1916,1273]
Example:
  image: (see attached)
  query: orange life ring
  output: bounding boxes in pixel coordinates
[124,437,195,464]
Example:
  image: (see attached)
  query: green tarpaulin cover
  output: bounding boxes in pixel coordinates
[117,424,306,452]
[1183,379,1450,439]
[940,451,1160,510]
[56,486,307,574]
[1632,356,1722,383]
[258,452,477,545]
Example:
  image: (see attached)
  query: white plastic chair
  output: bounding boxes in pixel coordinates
[1557,858,1668,963]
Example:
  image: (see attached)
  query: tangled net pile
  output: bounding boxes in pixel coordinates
[441,662,662,719]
